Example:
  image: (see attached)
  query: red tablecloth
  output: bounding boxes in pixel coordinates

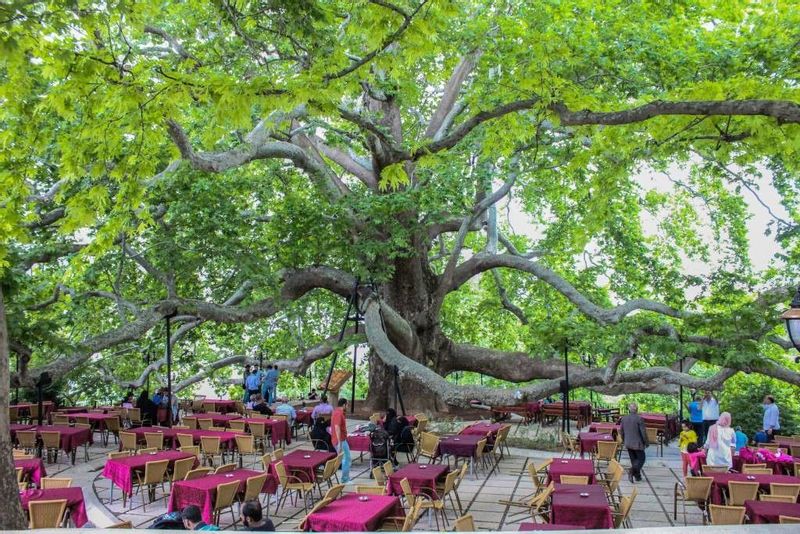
[348,433,372,452]
[744,499,800,524]
[541,402,593,423]
[32,425,93,454]
[439,434,483,458]
[578,432,614,456]
[296,409,312,426]
[587,424,619,433]
[127,426,240,450]
[272,450,336,483]
[241,418,291,446]
[68,412,118,430]
[197,413,243,427]
[102,450,197,496]
[707,472,800,504]
[168,469,277,524]
[15,458,47,486]
[200,399,238,413]
[10,424,35,441]
[388,463,448,499]
[550,483,612,530]
[20,487,88,527]
[519,524,586,531]
[304,493,404,531]
[460,422,503,439]
[57,407,89,414]
[547,459,596,484]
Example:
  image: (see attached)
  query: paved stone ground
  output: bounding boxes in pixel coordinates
[43,418,705,530]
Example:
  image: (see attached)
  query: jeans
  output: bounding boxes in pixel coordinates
[336,440,351,482]
[628,448,646,479]
[242,388,250,404]
[702,419,717,445]
[266,385,277,404]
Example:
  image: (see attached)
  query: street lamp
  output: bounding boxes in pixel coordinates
[780,286,800,364]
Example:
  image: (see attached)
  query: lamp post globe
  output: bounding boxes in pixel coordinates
[780,286,800,364]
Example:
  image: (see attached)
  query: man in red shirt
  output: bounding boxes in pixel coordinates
[331,398,351,483]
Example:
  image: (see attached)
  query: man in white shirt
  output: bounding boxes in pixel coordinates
[762,395,780,441]
[701,391,720,445]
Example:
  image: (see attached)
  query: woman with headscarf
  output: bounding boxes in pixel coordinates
[704,411,735,469]
[383,408,402,441]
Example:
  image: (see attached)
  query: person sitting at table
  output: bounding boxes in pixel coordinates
[122,393,135,410]
[310,416,334,452]
[240,500,275,531]
[307,388,318,401]
[136,390,157,425]
[383,408,401,438]
[152,388,164,406]
[182,505,220,531]
[734,425,748,451]
[393,417,415,457]
[251,395,273,416]
[311,394,333,421]
[704,411,735,469]
[275,398,296,426]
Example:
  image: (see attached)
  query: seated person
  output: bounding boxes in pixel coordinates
[240,500,275,531]
[275,398,297,426]
[182,505,220,531]
[251,395,273,416]
[734,425,748,451]
[311,394,333,420]
[393,418,415,454]
[308,388,318,401]
[383,408,405,442]
[310,416,334,452]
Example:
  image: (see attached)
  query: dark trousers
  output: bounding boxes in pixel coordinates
[692,422,703,443]
[702,419,717,445]
[628,448,646,479]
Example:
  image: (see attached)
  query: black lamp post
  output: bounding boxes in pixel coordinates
[781,287,800,364]
[580,353,595,407]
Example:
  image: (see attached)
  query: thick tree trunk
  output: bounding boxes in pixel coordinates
[0,285,27,529]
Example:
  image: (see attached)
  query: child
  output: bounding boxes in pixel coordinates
[734,425,748,452]
[679,420,698,476]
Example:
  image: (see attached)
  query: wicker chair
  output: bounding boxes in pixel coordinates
[274,460,315,513]
[323,483,345,500]
[41,477,72,489]
[171,456,196,488]
[673,476,713,525]
[400,477,447,530]
[612,486,637,528]
[120,431,138,454]
[708,504,745,525]
[235,434,258,468]
[741,463,767,473]
[560,475,589,485]
[454,514,475,532]
[241,473,268,506]
[701,465,729,474]
[212,480,240,527]
[314,457,340,496]
[128,459,169,511]
[184,467,214,480]
[214,463,237,474]
[28,499,68,529]
[769,483,800,500]
[759,494,796,503]
[144,432,165,450]
[726,481,758,506]
[355,485,387,495]
[416,432,441,463]
[780,515,800,524]
[40,431,61,464]
[16,430,38,455]
[179,445,201,460]
[108,521,134,528]
[201,436,224,467]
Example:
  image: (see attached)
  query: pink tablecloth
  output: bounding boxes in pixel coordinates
[460,422,503,438]
[197,413,243,427]
[550,483,612,530]
[68,412,118,430]
[201,399,238,413]
[32,425,93,454]
[57,407,88,414]
[305,493,404,531]
[547,459,596,484]
[388,463,448,499]
[296,409,312,426]
[272,450,336,483]
[578,432,614,456]
[168,469,277,524]
[708,472,800,504]
[348,433,372,452]
[15,458,47,486]
[519,524,586,531]
[102,450,197,496]
[735,447,798,475]
[20,487,88,527]
[745,499,800,524]
[242,418,291,446]
[439,434,483,458]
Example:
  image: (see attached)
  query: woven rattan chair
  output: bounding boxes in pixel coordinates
[779,515,800,524]
[41,477,72,489]
[213,480,240,527]
[612,486,637,528]
[760,494,796,503]
[726,481,758,506]
[274,460,314,513]
[128,459,169,511]
[560,475,589,485]
[674,476,713,525]
[28,499,68,529]
[323,483,345,500]
[214,463,237,474]
[355,485,387,495]
[708,504,745,525]
[416,432,440,463]
[184,467,214,480]
[120,431,138,454]
[40,431,61,464]
[741,463,767,473]
[201,436,224,466]
[770,483,800,500]
[144,432,164,450]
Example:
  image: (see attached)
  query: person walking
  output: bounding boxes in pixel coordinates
[263,365,279,404]
[619,403,649,483]
[245,368,260,404]
[762,395,780,442]
[704,412,735,469]
[687,395,703,442]
[701,391,719,445]
[331,398,351,483]
[242,364,252,404]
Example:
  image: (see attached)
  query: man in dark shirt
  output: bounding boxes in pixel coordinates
[240,500,275,531]
[251,395,273,416]
[619,403,649,483]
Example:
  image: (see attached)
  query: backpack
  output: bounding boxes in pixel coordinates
[149,511,185,530]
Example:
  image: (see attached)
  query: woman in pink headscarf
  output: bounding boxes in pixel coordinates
[704,411,735,468]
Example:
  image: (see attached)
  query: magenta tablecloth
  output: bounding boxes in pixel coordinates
[197,413,243,427]
[708,472,800,504]
[550,483,612,530]
[241,418,291,446]
[305,493,404,531]
[127,426,240,450]
[578,432,614,456]
[735,447,797,475]
[102,450,197,496]
[272,450,336,483]
[388,463,448,499]
[296,410,312,426]
[348,433,372,452]
[68,413,119,430]
[32,425,93,454]
[519,524,586,531]
[168,468,277,524]
[439,434,483,458]
[21,487,88,527]
[201,399,238,413]
[547,459,596,484]
[57,407,89,414]
[587,424,619,433]
[15,458,47,486]
[745,499,800,524]
[460,422,503,438]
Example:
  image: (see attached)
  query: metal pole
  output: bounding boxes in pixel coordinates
[166,314,174,428]
[564,342,570,435]
[351,343,358,414]
[679,358,684,421]
[145,350,151,395]
[14,354,19,404]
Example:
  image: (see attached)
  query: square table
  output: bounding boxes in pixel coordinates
[295,409,312,426]
[744,499,800,524]
[348,432,372,453]
[20,487,88,527]
[102,450,198,497]
[241,418,291,446]
[519,524,586,531]
[197,413,243,427]
[707,472,800,504]
[272,450,336,483]
[68,412,119,431]
[438,434,484,475]
[127,426,240,450]
[388,463,449,499]
[15,458,47,486]
[168,468,278,524]
[577,432,614,457]
[304,493,404,531]
[31,425,93,464]
[460,422,503,439]
[200,399,238,413]
[547,459,596,484]
[550,483,613,530]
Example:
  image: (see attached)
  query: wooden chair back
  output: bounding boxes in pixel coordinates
[41,477,72,489]
[560,475,589,485]
[355,485,387,495]
[769,483,800,499]
[177,433,194,448]
[727,481,758,506]
[760,494,796,503]
[324,484,345,500]
[214,463,237,474]
[144,432,164,450]
[173,457,196,482]
[243,473,268,501]
[120,431,138,452]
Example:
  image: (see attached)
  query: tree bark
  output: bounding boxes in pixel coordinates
[0,285,27,529]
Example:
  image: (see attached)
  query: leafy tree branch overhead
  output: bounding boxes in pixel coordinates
[1,0,799,413]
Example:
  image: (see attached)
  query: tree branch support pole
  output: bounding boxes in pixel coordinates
[165,312,176,428]
[563,342,570,435]
[679,358,684,422]
[393,365,406,416]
